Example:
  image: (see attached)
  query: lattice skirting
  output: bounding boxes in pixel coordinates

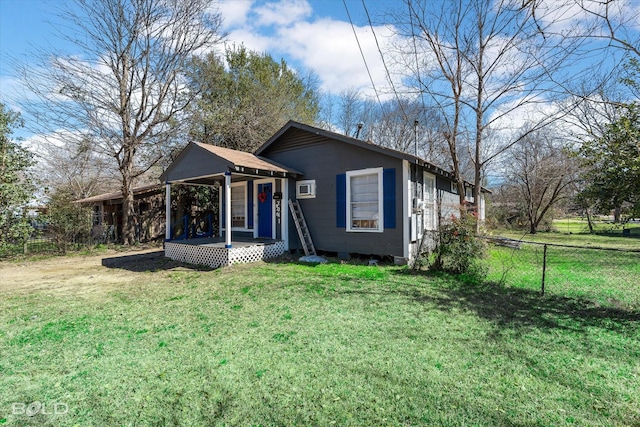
[165,241,286,268]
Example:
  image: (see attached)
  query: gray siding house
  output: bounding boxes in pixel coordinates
[160,121,485,267]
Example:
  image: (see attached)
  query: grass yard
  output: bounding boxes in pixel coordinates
[492,228,640,250]
[552,218,640,236]
[485,229,640,309]
[1,250,639,426]
[485,243,640,310]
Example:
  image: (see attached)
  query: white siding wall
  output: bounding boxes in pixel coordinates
[439,191,461,222]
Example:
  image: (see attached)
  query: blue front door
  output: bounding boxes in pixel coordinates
[257,183,273,238]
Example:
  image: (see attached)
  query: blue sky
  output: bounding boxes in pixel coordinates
[2,0,640,145]
[1,0,398,116]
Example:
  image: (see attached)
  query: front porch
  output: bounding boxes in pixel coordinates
[160,142,301,268]
[165,237,286,268]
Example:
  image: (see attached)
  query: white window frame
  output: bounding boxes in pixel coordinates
[451,180,458,194]
[230,182,248,230]
[93,205,103,226]
[296,179,316,199]
[423,172,436,231]
[346,167,384,233]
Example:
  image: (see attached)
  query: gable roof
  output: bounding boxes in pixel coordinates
[256,120,491,193]
[255,120,455,179]
[159,141,301,183]
[197,143,294,173]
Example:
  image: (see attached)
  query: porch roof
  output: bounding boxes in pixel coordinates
[159,142,301,185]
[75,183,164,205]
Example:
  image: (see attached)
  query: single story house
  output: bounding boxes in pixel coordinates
[76,183,165,243]
[160,121,487,267]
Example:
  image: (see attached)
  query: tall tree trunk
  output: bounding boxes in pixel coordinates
[121,181,136,245]
[614,206,621,223]
[473,10,485,235]
[585,207,594,233]
[120,144,136,245]
[528,205,537,234]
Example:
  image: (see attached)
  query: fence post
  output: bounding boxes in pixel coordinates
[541,244,548,296]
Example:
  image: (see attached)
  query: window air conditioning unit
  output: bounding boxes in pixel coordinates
[296,180,316,199]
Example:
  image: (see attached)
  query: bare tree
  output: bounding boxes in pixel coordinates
[31,134,115,199]
[333,90,453,167]
[502,128,579,234]
[364,100,451,167]
[336,88,377,138]
[394,0,583,229]
[560,0,640,59]
[17,0,223,244]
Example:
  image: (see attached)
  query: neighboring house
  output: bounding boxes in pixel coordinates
[160,121,487,267]
[76,183,165,243]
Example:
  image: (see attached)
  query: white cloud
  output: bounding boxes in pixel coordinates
[278,19,387,93]
[487,94,562,139]
[23,130,68,152]
[224,28,273,53]
[254,0,312,27]
[0,75,28,111]
[217,0,404,98]
[218,0,255,29]
[534,0,640,35]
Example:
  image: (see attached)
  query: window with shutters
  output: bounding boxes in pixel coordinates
[346,168,384,232]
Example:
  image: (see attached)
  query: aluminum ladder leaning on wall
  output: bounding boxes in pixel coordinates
[288,199,317,256]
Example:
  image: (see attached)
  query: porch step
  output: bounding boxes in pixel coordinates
[288,199,317,256]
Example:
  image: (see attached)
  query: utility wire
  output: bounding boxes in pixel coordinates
[342,0,383,110]
[408,0,430,160]
[408,0,428,121]
[361,0,408,120]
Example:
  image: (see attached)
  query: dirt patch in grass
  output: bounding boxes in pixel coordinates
[0,248,194,298]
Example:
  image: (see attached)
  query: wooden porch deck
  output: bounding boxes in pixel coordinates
[167,237,280,248]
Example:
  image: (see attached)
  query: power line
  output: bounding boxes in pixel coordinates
[361,0,408,121]
[408,0,430,160]
[342,0,383,110]
[408,0,428,121]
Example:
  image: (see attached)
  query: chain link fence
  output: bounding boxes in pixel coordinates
[483,237,640,309]
[0,229,116,258]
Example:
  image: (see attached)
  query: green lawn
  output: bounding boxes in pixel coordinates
[552,218,640,236]
[1,257,638,426]
[486,244,640,309]
[484,230,640,310]
[492,228,640,250]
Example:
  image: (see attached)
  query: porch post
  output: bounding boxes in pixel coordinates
[225,171,232,248]
[165,182,171,241]
[282,178,289,251]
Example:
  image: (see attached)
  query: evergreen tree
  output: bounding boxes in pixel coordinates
[0,103,37,249]
[189,45,320,152]
[578,104,640,220]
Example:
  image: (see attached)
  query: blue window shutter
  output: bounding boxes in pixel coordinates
[247,180,254,229]
[383,168,396,229]
[336,173,346,228]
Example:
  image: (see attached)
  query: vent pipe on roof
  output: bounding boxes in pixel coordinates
[355,122,364,139]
